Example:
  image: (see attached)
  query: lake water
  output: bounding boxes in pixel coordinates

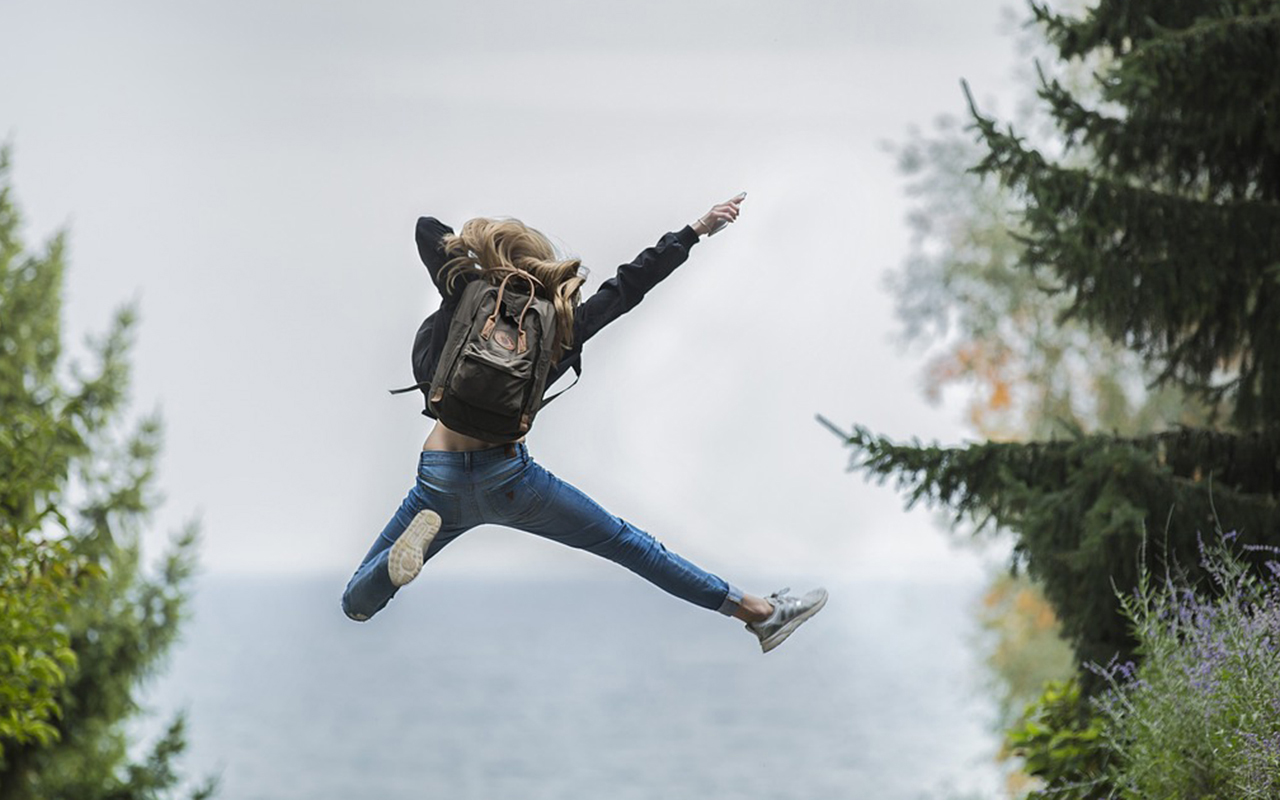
[139,574,1003,799]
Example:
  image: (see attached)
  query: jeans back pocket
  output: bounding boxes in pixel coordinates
[483,463,546,525]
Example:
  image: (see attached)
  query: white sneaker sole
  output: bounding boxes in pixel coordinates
[388,509,441,588]
[759,589,828,653]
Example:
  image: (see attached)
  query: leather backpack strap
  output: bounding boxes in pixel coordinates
[481,269,543,352]
[512,272,540,353]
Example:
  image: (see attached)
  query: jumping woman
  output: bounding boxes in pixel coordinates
[341,194,827,653]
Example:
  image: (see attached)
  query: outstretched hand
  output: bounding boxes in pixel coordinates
[692,192,746,237]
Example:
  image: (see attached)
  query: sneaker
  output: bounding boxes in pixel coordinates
[746,587,828,653]
[387,509,442,587]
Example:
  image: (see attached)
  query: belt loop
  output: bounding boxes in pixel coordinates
[464,451,473,472]
[504,443,516,459]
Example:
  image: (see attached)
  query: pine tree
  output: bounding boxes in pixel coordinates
[828,0,1280,678]
[0,149,213,799]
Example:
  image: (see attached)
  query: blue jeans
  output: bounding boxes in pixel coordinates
[341,443,744,621]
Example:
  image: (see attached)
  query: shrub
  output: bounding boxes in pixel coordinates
[1005,679,1115,799]
[1092,532,1280,799]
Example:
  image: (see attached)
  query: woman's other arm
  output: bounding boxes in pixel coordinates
[415,216,455,294]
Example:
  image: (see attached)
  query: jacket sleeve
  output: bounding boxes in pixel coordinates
[570,225,700,347]
[415,216,456,296]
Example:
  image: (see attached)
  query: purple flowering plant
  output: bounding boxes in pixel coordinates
[1089,530,1280,798]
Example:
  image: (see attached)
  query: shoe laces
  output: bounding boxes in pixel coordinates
[746,588,793,632]
[765,587,798,617]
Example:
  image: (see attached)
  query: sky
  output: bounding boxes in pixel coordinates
[1,0,1025,582]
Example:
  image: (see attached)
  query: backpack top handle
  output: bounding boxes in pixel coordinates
[480,269,544,354]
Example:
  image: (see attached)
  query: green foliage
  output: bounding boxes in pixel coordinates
[0,148,213,799]
[1005,679,1114,799]
[0,532,79,756]
[1093,536,1280,799]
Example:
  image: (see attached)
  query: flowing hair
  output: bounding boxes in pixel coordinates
[440,218,586,353]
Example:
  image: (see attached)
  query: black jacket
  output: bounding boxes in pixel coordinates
[407,216,701,418]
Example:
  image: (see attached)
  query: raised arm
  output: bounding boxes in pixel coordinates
[571,194,745,346]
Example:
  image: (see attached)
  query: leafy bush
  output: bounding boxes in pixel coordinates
[1004,531,1280,799]
[0,532,80,756]
[1005,679,1114,799]
[1092,533,1280,799]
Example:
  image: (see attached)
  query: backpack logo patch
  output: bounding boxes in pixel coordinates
[493,330,516,351]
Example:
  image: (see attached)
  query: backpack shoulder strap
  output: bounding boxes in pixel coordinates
[388,380,428,395]
[540,359,581,405]
[390,279,492,395]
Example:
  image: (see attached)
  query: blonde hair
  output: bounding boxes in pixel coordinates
[440,218,586,352]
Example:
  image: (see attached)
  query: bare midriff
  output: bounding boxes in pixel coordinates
[423,420,524,452]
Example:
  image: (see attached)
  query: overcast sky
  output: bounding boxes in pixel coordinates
[2,0,1024,583]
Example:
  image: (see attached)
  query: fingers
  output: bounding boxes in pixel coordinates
[707,193,744,211]
[716,193,745,217]
[709,204,740,223]
[695,192,746,236]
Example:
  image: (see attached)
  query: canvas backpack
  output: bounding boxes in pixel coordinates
[392,271,571,442]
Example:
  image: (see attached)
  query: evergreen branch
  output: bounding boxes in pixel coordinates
[830,421,1280,676]
[1028,0,1099,60]
[1127,9,1280,55]
[1032,62,1124,159]
[814,414,851,440]
[1027,4,1280,202]
[967,89,1280,216]
[1029,0,1224,60]
[838,424,1280,496]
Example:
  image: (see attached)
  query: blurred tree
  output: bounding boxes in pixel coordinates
[0,149,213,799]
[891,113,1208,443]
[830,0,1280,681]
[0,150,83,771]
[886,5,1213,726]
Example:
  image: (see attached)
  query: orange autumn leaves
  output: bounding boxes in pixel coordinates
[926,341,1016,437]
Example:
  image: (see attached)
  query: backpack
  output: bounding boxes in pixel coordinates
[393,271,569,442]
